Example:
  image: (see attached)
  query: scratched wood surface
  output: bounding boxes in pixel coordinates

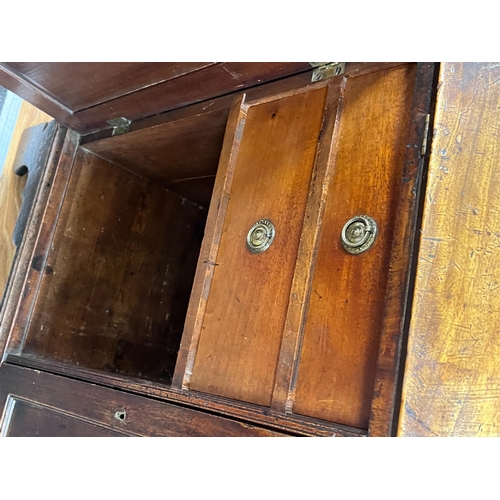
[22,150,206,383]
[399,62,500,436]
[0,100,52,299]
[189,86,328,406]
[293,65,416,429]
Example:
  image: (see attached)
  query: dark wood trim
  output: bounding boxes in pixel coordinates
[345,62,409,79]
[0,125,67,360]
[270,78,344,412]
[368,63,439,437]
[0,363,287,437]
[2,130,80,356]
[6,354,366,437]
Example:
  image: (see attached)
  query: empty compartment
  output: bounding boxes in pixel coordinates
[22,106,230,384]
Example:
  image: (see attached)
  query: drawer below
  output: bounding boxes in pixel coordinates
[0,364,286,437]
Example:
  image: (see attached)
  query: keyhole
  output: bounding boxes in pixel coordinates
[114,410,127,421]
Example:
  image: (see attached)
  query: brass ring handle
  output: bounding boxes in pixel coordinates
[341,215,378,255]
[246,219,275,253]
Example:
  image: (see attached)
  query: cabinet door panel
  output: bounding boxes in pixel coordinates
[293,65,416,428]
[189,86,328,406]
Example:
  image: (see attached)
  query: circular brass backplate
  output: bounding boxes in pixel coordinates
[341,215,378,255]
[246,219,276,253]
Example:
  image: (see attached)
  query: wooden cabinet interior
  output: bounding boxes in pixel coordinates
[0,62,437,436]
[14,106,225,384]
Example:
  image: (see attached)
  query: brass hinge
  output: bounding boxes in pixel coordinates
[309,62,345,82]
[107,117,131,136]
[421,114,431,156]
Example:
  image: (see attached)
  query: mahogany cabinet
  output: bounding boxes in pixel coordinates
[0,62,437,436]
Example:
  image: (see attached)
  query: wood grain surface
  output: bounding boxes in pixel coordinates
[293,65,416,429]
[3,400,125,437]
[399,62,500,436]
[6,63,216,112]
[189,86,328,406]
[0,363,286,436]
[83,107,227,207]
[23,151,206,383]
[8,351,364,436]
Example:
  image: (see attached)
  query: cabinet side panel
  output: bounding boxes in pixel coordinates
[0,364,287,437]
[190,87,328,406]
[399,63,500,437]
[294,65,416,428]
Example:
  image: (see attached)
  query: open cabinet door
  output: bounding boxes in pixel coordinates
[0,63,438,436]
[0,115,63,361]
[173,63,437,434]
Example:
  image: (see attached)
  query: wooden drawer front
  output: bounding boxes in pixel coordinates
[0,364,285,437]
[188,86,328,406]
[293,65,416,428]
[21,150,205,383]
[2,399,124,437]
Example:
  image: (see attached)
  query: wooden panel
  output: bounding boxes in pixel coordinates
[293,65,416,428]
[2,130,79,357]
[22,150,206,383]
[8,351,365,436]
[74,63,311,134]
[0,99,52,299]
[270,80,343,412]
[79,64,407,146]
[3,399,123,437]
[0,364,286,436]
[172,95,249,389]
[368,63,438,437]
[399,63,500,437]
[83,107,226,207]
[189,85,328,406]
[6,62,215,111]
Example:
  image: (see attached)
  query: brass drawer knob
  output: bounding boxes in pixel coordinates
[247,219,275,253]
[341,215,378,255]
